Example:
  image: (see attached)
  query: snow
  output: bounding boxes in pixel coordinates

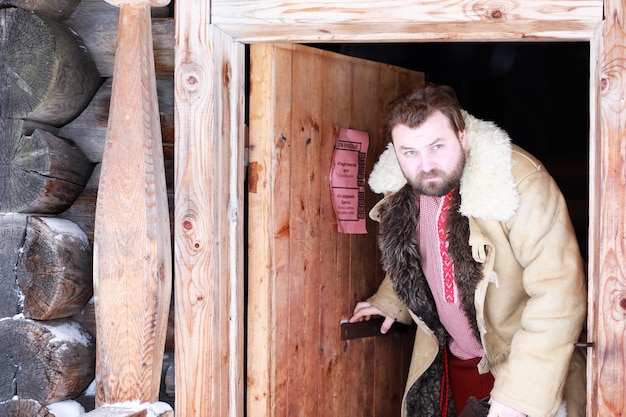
[84,379,96,396]
[46,400,85,416]
[43,320,92,347]
[115,400,173,417]
[144,402,174,417]
[44,399,173,417]
[38,216,90,247]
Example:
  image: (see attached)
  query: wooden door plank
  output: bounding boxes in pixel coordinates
[286,45,324,417]
[248,43,295,417]
[347,59,382,417]
[247,43,274,417]
[317,50,350,417]
[267,44,294,417]
[367,67,414,416]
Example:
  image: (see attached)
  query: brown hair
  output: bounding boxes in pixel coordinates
[382,83,465,143]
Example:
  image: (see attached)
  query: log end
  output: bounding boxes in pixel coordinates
[0,0,82,20]
[19,216,93,320]
[0,398,53,416]
[1,122,94,214]
[0,317,95,405]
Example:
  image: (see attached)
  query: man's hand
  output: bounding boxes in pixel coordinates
[349,301,395,334]
[487,399,526,417]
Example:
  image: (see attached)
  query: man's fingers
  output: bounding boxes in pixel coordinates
[349,303,395,334]
[349,302,380,323]
[380,316,395,334]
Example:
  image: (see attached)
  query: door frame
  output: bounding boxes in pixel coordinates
[173,1,619,416]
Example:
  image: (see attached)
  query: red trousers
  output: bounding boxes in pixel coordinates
[448,351,495,415]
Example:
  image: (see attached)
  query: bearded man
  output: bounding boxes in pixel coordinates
[350,84,587,417]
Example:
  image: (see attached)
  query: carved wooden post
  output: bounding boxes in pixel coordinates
[93,0,172,407]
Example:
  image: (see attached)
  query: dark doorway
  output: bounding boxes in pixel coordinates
[311,42,590,256]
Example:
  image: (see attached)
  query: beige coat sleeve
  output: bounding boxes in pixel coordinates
[487,166,587,417]
[366,275,414,325]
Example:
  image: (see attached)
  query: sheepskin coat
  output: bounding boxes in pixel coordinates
[366,113,587,417]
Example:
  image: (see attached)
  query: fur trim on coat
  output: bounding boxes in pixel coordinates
[377,185,484,416]
[368,111,519,221]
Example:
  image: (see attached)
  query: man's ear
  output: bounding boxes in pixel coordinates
[459,130,467,149]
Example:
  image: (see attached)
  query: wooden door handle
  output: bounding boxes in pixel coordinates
[340,318,410,340]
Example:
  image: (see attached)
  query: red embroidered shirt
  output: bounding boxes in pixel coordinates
[418,192,484,360]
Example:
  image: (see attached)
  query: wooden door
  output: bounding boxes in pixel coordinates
[247,43,424,417]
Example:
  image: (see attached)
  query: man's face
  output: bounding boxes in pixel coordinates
[392,111,466,197]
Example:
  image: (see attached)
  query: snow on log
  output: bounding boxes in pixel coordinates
[0,316,95,405]
[0,214,92,321]
[0,398,53,416]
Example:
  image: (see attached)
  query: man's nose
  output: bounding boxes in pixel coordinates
[420,155,436,172]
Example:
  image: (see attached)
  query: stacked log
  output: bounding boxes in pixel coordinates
[0,2,101,416]
[0,398,53,417]
[0,7,101,126]
[0,0,81,20]
[0,214,92,319]
[0,0,176,414]
[0,119,93,214]
[0,214,96,414]
[0,317,95,404]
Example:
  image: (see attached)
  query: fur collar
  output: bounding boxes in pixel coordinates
[368,112,519,221]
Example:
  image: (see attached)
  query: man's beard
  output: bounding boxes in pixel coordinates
[406,154,465,197]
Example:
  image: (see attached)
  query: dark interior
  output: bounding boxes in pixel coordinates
[311,42,590,257]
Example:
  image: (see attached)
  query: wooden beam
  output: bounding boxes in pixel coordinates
[174,2,245,414]
[588,0,626,415]
[212,0,603,42]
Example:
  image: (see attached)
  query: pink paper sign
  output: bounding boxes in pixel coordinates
[330,128,369,234]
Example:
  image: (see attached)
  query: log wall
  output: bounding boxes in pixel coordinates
[0,0,174,415]
[0,1,101,414]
